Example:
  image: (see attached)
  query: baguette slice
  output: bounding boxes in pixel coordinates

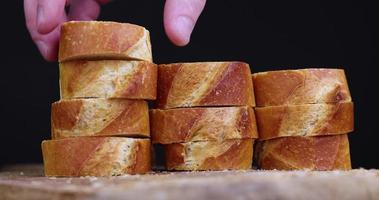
[256,135,351,170]
[156,62,255,109]
[165,139,253,171]
[253,69,351,107]
[255,102,354,140]
[60,60,157,99]
[42,137,151,176]
[151,106,258,144]
[51,99,149,139]
[59,21,152,62]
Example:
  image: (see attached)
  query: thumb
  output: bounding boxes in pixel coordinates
[164,0,206,46]
[36,0,67,34]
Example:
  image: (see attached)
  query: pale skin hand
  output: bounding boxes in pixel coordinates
[24,0,206,61]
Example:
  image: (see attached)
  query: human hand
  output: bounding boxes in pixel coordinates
[24,0,206,61]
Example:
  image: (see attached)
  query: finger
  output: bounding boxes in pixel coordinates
[36,0,67,34]
[24,0,39,33]
[68,0,109,21]
[25,0,62,61]
[34,28,61,62]
[164,0,206,46]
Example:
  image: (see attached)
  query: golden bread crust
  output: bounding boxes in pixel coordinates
[59,60,157,99]
[151,106,258,144]
[256,135,351,170]
[165,139,254,171]
[156,62,255,109]
[42,137,151,176]
[59,21,152,62]
[253,69,351,106]
[255,102,354,140]
[51,99,150,139]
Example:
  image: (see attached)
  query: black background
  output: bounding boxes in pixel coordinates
[1,0,378,168]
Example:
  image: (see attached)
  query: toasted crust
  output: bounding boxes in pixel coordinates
[59,21,152,62]
[51,99,150,139]
[165,139,253,171]
[59,60,157,99]
[151,106,258,144]
[253,69,352,107]
[255,102,354,140]
[156,62,255,109]
[42,137,151,176]
[256,135,351,170]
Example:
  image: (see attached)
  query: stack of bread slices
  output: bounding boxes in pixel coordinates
[150,62,259,170]
[42,21,157,176]
[39,21,355,174]
[253,69,354,170]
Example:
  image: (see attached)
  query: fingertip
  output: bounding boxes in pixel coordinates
[36,40,58,61]
[36,0,67,34]
[68,0,101,21]
[164,16,193,46]
[164,0,206,46]
[24,0,60,61]
[34,27,60,62]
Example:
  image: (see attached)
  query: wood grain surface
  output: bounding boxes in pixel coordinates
[0,165,378,200]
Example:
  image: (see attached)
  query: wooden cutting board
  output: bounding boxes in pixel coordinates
[0,165,378,200]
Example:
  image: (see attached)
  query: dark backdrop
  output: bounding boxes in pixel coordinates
[1,0,378,168]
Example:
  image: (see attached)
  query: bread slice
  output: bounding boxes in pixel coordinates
[256,134,351,170]
[255,102,354,140]
[42,137,151,176]
[51,99,149,139]
[252,69,351,107]
[59,21,152,62]
[156,62,255,109]
[165,139,254,171]
[60,60,157,99]
[151,106,258,144]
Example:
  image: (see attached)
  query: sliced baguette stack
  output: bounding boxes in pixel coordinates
[42,21,156,176]
[151,62,259,171]
[253,69,354,170]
